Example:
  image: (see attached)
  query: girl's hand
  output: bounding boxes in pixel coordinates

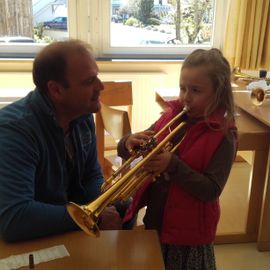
[143,151,173,176]
[125,130,155,154]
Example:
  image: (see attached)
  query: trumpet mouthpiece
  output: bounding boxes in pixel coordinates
[183,106,189,113]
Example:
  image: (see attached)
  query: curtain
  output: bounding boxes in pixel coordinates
[223,0,270,70]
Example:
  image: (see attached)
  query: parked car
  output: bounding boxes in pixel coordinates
[0,36,35,43]
[43,17,67,30]
[111,15,123,23]
[140,39,166,45]
[166,38,181,44]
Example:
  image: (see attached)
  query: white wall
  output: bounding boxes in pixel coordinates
[0,61,183,131]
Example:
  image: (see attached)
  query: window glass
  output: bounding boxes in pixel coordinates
[33,0,68,42]
[99,0,224,59]
[0,0,68,58]
[111,0,214,47]
[0,0,226,60]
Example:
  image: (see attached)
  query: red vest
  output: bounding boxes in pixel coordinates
[124,101,236,245]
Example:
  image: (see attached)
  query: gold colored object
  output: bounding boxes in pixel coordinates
[66,107,189,236]
[250,87,270,106]
[232,67,270,83]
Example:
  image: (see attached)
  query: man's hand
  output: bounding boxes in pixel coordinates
[98,206,122,230]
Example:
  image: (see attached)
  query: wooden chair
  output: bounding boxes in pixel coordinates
[96,81,133,179]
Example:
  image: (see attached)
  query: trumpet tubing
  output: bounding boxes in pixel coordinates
[101,107,188,192]
[66,107,188,236]
[232,67,270,83]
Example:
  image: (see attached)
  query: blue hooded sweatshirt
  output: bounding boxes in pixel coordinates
[0,89,103,241]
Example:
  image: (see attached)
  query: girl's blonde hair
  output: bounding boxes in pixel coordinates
[181,48,235,131]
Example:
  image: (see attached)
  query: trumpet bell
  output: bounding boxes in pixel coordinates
[250,88,265,106]
[66,107,188,237]
[67,202,100,237]
[250,87,270,106]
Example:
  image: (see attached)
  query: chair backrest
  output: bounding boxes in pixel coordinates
[96,81,133,175]
[100,104,131,141]
[99,81,133,120]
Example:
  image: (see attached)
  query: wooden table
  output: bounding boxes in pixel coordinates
[0,230,165,270]
[234,91,270,251]
[155,88,270,251]
[215,106,270,246]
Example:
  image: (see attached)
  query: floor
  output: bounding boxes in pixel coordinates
[134,152,270,269]
[215,243,270,270]
[215,155,270,269]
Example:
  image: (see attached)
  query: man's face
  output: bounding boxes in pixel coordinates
[60,52,104,118]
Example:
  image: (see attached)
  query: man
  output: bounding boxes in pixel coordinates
[0,40,122,242]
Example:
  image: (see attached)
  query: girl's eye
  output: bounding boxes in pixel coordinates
[180,86,186,92]
[192,88,200,93]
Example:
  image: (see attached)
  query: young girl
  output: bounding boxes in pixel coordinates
[117,48,237,270]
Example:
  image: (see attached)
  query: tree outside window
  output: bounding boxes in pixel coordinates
[111,0,214,47]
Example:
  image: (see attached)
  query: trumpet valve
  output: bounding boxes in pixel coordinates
[133,137,157,155]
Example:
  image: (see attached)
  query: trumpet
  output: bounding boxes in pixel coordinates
[66,107,188,236]
[250,87,270,106]
[232,67,270,83]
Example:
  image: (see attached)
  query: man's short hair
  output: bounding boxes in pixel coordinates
[32,39,93,93]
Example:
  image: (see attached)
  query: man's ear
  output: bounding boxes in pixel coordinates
[47,80,63,102]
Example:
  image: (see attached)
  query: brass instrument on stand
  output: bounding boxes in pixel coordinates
[67,107,188,237]
[232,67,270,83]
[232,67,270,106]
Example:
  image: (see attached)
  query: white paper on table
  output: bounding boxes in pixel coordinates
[0,244,69,270]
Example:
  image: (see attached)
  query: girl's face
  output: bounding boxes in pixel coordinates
[179,66,215,119]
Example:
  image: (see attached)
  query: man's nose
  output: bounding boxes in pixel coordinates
[96,77,104,91]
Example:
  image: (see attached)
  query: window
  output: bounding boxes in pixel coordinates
[0,0,68,58]
[93,0,227,59]
[0,0,227,60]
